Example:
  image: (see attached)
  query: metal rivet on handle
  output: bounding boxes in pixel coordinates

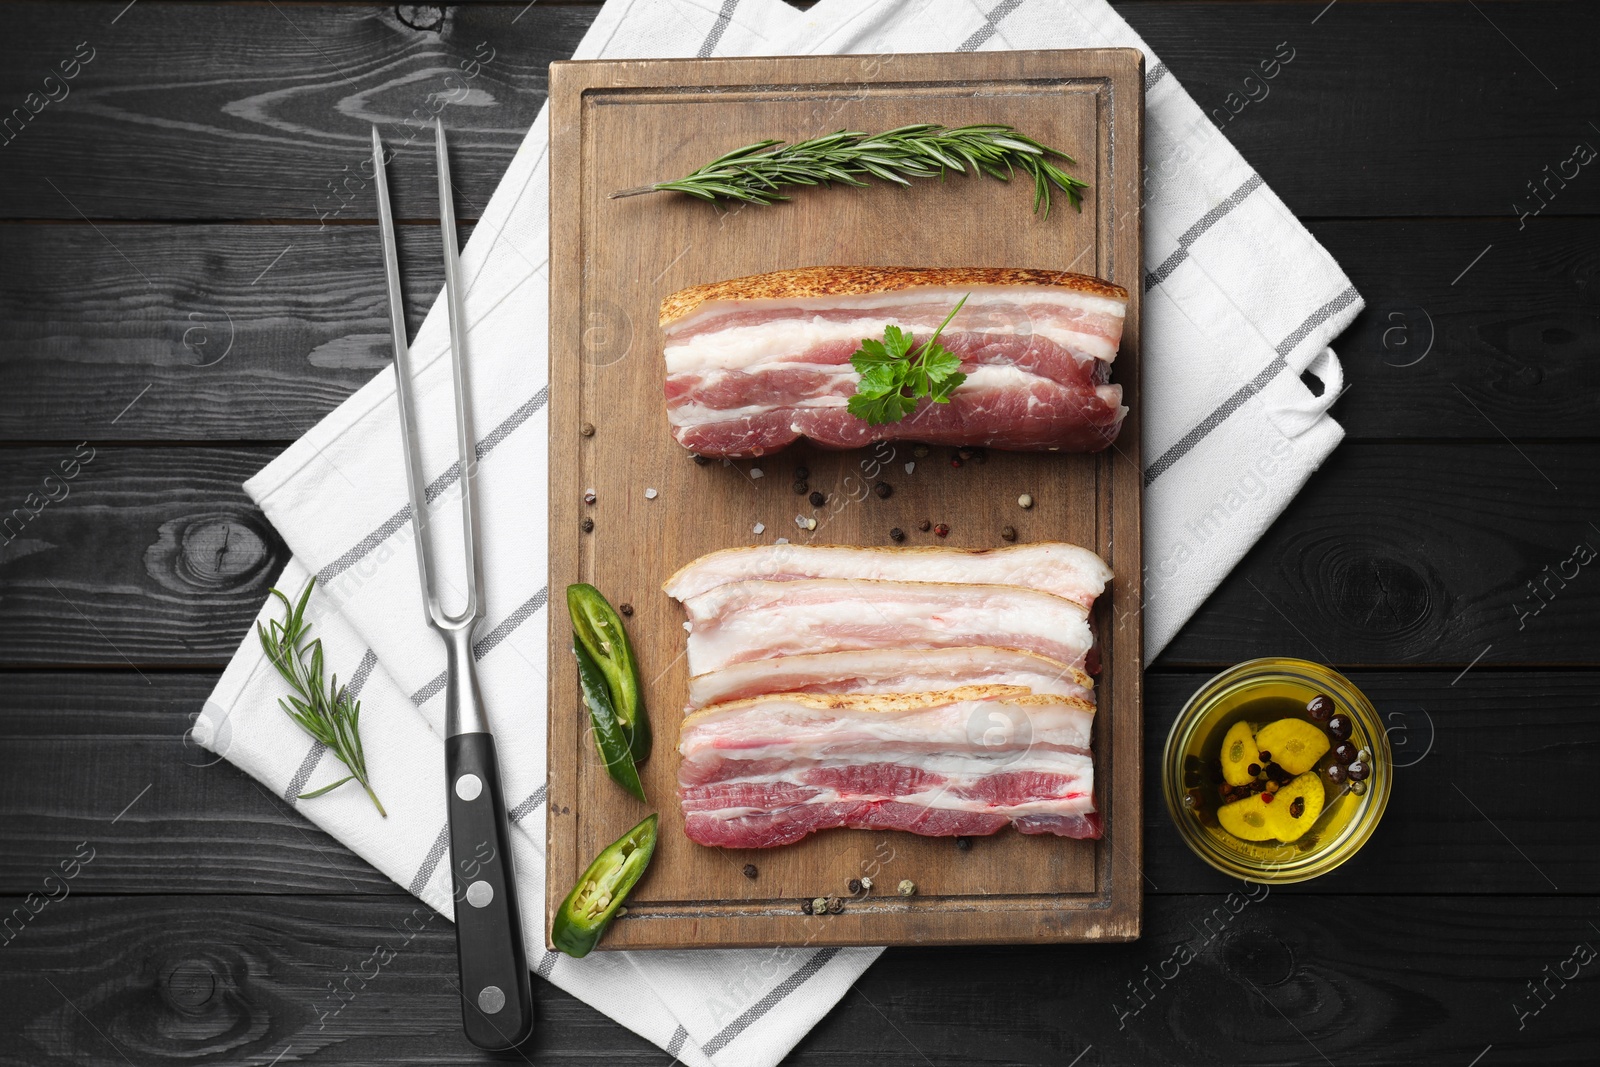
[454,773,483,801]
[477,985,505,1014]
[466,880,494,908]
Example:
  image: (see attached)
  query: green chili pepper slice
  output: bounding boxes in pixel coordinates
[573,640,645,801]
[567,583,651,763]
[552,813,658,958]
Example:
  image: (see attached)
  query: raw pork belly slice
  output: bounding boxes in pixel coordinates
[685,645,1093,710]
[662,541,1112,609]
[660,266,1128,457]
[678,687,1101,848]
[682,578,1094,677]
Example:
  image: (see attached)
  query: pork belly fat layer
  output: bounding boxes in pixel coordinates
[684,644,1094,710]
[662,541,1113,608]
[683,579,1094,676]
[677,688,1101,848]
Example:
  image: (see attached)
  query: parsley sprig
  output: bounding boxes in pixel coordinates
[846,294,970,425]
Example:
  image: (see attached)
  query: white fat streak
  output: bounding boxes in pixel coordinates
[679,694,1095,758]
[666,363,1100,428]
[666,316,1118,373]
[687,657,1091,710]
[669,286,1126,335]
[687,590,1091,675]
[665,542,1111,605]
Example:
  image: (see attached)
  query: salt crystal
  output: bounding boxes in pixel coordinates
[644,488,658,499]
[775,537,789,544]
[904,461,915,474]
[752,522,765,534]
[750,467,764,479]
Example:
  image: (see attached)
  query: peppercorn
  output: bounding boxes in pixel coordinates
[800,899,814,915]
[809,491,825,507]
[970,448,987,464]
[950,457,963,468]
[1257,750,1272,763]
[827,897,845,915]
[912,445,929,458]
[1261,792,1274,803]
[1017,493,1033,509]
[889,527,906,543]
[1000,526,1017,542]
[580,422,595,437]
[583,490,597,505]
[1247,763,1261,777]
[742,864,757,879]
[918,519,932,532]
[933,523,949,537]
[811,897,828,915]
[874,481,893,499]
[692,452,710,466]
[897,879,916,896]
[957,448,975,461]
[792,480,808,494]
[860,876,873,890]
[794,466,810,480]
[581,518,594,533]
[619,603,634,617]
[955,836,971,851]
[847,878,862,894]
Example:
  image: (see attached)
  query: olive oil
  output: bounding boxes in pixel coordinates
[1180,682,1370,867]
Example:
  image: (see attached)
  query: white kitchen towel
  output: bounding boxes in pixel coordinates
[196,0,1361,1064]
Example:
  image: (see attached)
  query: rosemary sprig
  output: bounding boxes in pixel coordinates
[257,578,386,817]
[612,123,1089,218]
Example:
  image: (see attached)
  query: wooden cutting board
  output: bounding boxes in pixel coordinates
[546,49,1143,949]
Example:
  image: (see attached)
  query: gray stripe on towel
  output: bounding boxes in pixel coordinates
[409,587,549,705]
[697,0,741,57]
[1143,285,1360,486]
[1144,173,1263,291]
[666,1024,689,1059]
[408,821,451,897]
[536,951,559,979]
[508,785,548,823]
[316,386,548,584]
[1144,61,1169,92]
[703,947,841,1055]
[957,0,1027,51]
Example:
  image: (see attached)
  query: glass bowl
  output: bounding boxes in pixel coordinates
[1162,658,1391,883]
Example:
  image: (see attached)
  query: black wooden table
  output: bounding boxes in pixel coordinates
[2,2,1596,1064]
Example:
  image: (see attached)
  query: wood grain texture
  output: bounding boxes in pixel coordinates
[1123,1,1600,218]
[0,222,472,441]
[4,218,1596,442]
[2,669,1596,898]
[3,893,1597,1066]
[0,673,397,897]
[0,2,589,221]
[1158,441,1600,668]
[2,4,1598,220]
[0,446,287,666]
[1318,217,1600,441]
[547,49,1144,949]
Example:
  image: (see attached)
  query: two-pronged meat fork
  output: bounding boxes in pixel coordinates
[372,118,534,1051]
